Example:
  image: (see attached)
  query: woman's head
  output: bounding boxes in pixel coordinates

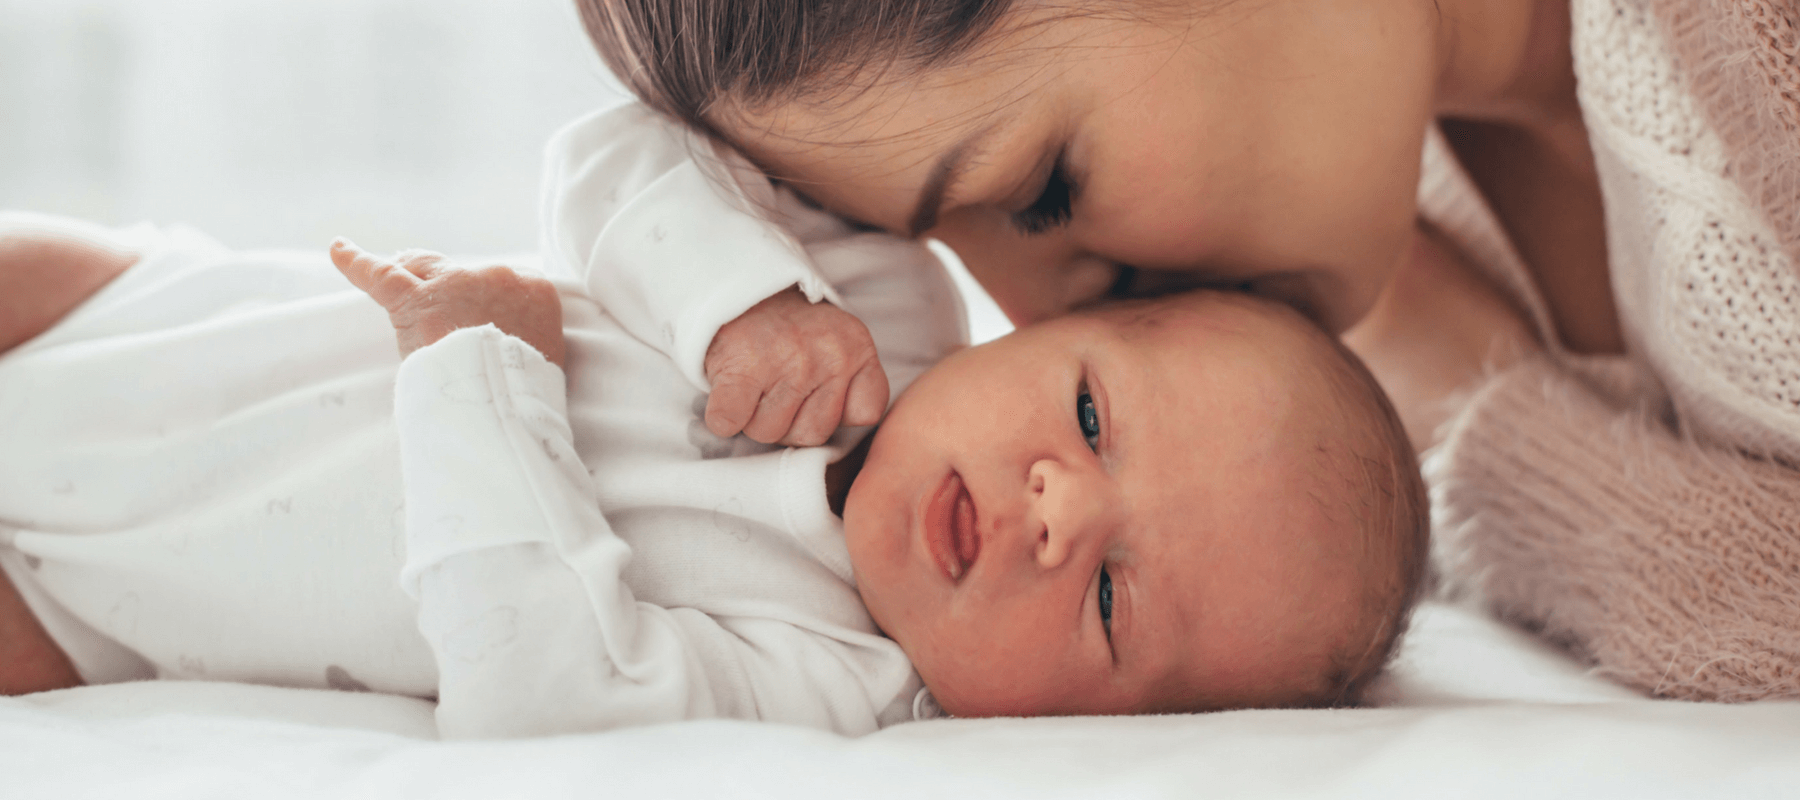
[576,0,1479,332]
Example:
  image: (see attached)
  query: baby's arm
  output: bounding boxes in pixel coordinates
[542,104,888,444]
[333,242,714,735]
[334,243,893,735]
[393,325,714,736]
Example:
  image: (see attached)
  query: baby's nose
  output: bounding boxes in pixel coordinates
[1027,459,1118,569]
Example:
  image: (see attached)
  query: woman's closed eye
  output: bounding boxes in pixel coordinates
[1011,152,1075,236]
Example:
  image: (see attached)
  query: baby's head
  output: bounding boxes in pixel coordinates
[843,291,1426,716]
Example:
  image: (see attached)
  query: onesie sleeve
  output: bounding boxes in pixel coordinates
[393,324,715,737]
[392,325,908,737]
[1431,357,1800,702]
[539,103,844,390]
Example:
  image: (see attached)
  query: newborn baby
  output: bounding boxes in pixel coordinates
[332,232,1428,719]
[0,108,1424,734]
[847,291,1428,716]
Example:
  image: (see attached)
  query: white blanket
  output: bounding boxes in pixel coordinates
[8,601,1796,798]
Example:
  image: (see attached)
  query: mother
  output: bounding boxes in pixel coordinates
[580,0,1800,700]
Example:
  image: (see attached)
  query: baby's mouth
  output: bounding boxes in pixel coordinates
[926,471,982,582]
[952,482,980,578]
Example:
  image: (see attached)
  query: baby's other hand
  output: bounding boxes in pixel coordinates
[704,287,888,447]
[330,239,565,367]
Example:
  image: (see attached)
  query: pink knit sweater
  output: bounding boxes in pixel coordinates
[1425,0,1800,701]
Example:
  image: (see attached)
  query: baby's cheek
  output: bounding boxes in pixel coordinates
[926,614,1095,717]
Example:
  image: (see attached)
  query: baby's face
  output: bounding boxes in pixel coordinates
[843,293,1373,716]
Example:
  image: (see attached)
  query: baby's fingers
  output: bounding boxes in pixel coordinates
[390,248,451,280]
[781,380,851,447]
[704,377,761,439]
[842,360,889,428]
[738,381,808,445]
[330,239,420,310]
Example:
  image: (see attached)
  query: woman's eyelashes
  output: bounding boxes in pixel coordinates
[1076,390,1101,452]
[1010,152,1075,236]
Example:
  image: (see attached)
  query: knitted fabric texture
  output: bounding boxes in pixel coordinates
[1654,0,1800,270]
[1576,0,1800,461]
[1434,360,1800,701]
[1427,0,1800,702]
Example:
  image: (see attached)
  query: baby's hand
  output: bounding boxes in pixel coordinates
[330,239,565,367]
[704,287,888,447]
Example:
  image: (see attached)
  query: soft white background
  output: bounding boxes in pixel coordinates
[1,0,616,256]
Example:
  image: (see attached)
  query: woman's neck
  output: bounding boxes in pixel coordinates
[1430,0,1625,355]
[1433,0,1580,132]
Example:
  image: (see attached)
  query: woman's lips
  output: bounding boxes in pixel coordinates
[924,470,981,582]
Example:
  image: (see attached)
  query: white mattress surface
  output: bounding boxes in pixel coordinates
[6,602,1798,798]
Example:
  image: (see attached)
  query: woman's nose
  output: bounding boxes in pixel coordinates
[1027,459,1119,569]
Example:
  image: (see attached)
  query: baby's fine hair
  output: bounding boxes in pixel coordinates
[1307,329,1430,707]
[1107,292,1430,710]
[574,0,1016,138]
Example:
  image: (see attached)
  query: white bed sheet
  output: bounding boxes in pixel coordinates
[6,601,1797,799]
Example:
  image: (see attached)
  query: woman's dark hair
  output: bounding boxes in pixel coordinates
[574,0,1017,139]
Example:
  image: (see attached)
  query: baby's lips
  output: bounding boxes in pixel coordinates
[925,470,971,582]
[952,485,981,576]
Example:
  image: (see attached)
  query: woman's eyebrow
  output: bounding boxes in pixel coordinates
[906,119,1007,236]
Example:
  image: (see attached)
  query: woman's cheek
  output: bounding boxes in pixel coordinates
[933,213,1108,325]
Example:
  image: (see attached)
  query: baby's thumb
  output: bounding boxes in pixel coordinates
[842,361,889,427]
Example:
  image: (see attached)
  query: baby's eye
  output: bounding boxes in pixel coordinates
[1098,566,1113,637]
[1076,391,1101,452]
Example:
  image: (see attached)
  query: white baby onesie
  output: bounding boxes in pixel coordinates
[536,101,960,395]
[0,104,966,737]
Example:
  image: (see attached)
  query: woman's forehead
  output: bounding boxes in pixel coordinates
[735,103,1051,231]
[722,30,1077,222]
